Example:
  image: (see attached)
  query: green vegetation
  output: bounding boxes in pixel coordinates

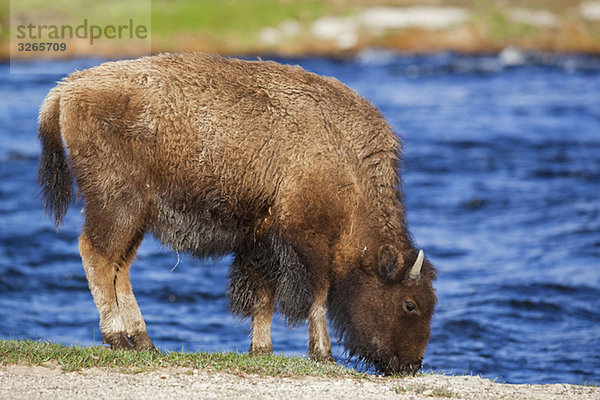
[1,0,599,57]
[151,0,330,47]
[471,0,537,41]
[0,339,365,377]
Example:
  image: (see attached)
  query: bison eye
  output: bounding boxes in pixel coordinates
[403,300,417,313]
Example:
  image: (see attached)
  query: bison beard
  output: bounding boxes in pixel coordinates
[37,52,437,375]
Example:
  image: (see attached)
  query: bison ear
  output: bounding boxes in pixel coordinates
[378,244,404,282]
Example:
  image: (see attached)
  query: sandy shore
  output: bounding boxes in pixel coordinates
[1,365,597,400]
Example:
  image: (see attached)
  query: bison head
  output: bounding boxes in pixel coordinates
[328,245,436,376]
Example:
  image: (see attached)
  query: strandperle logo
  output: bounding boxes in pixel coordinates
[16,19,148,45]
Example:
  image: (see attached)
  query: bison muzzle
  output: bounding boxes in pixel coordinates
[37,52,436,375]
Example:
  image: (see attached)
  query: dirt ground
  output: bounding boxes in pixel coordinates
[1,364,598,400]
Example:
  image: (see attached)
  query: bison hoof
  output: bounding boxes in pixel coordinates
[249,345,273,355]
[309,351,334,363]
[104,332,134,350]
[131,332,156,351]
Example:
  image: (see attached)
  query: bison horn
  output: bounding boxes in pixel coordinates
[409,249,424,281]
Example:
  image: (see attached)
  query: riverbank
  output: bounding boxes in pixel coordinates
[0,340,597,399]
[1,364,597,400]
[3,0,600,59]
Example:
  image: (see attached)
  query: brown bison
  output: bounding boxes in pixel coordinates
[38,52,436,375]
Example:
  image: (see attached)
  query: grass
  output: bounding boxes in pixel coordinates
[470,0,538,41]
[2,0,600,56]
[0,339,365,377]
[151,0,330,43]
[3,0,332,55]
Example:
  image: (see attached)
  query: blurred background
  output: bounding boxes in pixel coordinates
[2,0,600,57]
[1,0,599,386]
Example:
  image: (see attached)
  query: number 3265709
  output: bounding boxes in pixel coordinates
[17,42,67,51]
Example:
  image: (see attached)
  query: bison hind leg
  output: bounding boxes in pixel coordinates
[79,232,155,352]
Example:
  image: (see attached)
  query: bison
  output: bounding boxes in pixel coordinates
[38,52,436,375]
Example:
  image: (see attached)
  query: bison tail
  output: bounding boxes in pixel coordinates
[37,87,73,228]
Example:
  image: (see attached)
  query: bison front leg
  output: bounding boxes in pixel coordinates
[307,287,334,362]
[227,255,276,355]
[249,286,276,355]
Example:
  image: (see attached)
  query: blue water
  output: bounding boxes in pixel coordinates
[1,52,599,385]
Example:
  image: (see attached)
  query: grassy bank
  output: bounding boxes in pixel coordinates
[0,339,364,377]
[2,0,600,59]
[2,340,597,400]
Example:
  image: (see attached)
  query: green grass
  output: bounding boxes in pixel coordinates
[470,0,538,41]
[150,0,330,45]
[2,0,331,53]
[0,339,365,377]
[2,0,599,56]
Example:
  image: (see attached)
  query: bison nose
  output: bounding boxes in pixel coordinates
[378,358,422,376]
[403,360,422,376]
